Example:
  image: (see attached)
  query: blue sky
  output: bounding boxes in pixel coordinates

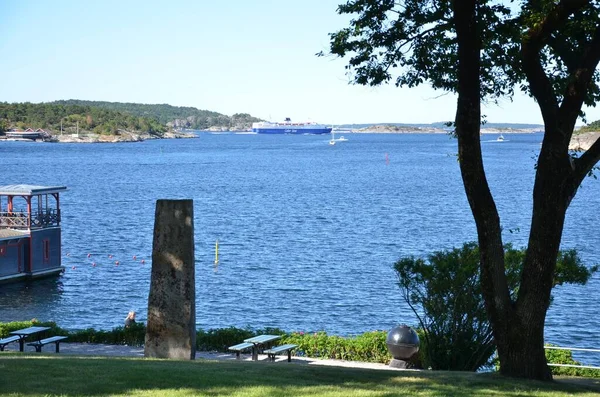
[1,0,598,125]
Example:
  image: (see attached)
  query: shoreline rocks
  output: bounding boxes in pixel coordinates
[355,125,446,133]
[353,125,542,134]
[569,131,600,151]
[48,130,197,143]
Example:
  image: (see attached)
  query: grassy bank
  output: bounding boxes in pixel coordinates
[0,354,598,396]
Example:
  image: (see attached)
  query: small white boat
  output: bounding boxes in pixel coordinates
[329,130,349,145]
[497,134,505,142]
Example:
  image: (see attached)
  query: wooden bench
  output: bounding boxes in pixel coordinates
[228,342,254,359]
[0,335,20,351]
[27,336,68,353]
[263,344,298,362]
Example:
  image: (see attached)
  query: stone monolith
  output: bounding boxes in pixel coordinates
[144,199,196,359]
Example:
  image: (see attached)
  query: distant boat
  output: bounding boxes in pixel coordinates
[497,134,505,142]
[329,130,349,145]
[329,131,336,145]
[252,118,332,134]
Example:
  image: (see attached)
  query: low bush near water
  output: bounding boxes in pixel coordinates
[66,322,146,346]
[0,319,65,338]
[0,320,145,346]
[196,326,286,351]
[280,331,391,364]
[2,321,599,377]
[394,242,598,372]
[545,345,600,378]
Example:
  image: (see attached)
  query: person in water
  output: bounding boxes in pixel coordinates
[124,311,136,328]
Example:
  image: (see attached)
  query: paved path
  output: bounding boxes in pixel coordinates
[3,342,408,372]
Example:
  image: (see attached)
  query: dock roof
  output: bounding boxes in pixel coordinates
[0,185,67,196]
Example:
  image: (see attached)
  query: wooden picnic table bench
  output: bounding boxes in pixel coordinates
[27,336,68,353]
[264,344,298,362]
[0,335,20,351]
[244,335,281,361]
[9,326,51,352]
[228,342,254,359]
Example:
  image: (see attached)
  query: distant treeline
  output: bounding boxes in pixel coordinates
[578,119,600,133]
[0,102,167,135]
[50,100,262,130]
[0,100,263,135]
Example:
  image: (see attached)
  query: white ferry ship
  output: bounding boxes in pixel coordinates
[252,118,332,134]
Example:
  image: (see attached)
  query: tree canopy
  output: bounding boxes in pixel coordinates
[323,0,600,114]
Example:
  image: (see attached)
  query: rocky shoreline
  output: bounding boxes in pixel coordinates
[47,130,197,143]
[569,131,600,151]
[353,125,543,134]
[3,128,598,150]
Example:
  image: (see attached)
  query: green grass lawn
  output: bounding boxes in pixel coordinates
[0,353,598,396]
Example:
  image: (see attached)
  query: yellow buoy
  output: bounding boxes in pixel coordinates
[214,239,219,265]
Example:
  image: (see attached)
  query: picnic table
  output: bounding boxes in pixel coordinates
[9,326,51,352]
[244,334,281,361]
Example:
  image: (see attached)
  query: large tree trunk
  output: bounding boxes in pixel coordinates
[453,1,555,381]
[499,1,600,379]
[453,0,600,381]
[494,124,575,379]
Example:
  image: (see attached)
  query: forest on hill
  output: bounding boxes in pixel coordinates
[0,102,167,136]
[0,100,263,135]
[50,100,262,130]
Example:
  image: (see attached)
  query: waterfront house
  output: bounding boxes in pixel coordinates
[5,128,48,141]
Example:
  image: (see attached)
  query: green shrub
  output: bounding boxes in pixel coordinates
[196,327,287,351]
[67,323,146,346]
[280,331,391,364]
[0,320,66,338]
[545,345,600,378]
[394,243,597,372]
[196,327,254,351]
[394,243,497,371]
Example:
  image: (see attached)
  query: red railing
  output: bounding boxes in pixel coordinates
[0,210,60,229]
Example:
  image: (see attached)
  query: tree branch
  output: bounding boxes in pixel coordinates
[521,0,589,128]
[453,0,511,322]
[381,21,452,74]
[559,23,600,130]
[574,136,600,185]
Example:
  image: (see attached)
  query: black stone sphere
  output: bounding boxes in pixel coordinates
[386,325,420,360]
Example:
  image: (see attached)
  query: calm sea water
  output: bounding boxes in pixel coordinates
[0,133,598,360]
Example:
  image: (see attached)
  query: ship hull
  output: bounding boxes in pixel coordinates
[252,127,332,134]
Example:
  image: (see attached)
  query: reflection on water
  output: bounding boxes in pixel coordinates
[0,277,64,321]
